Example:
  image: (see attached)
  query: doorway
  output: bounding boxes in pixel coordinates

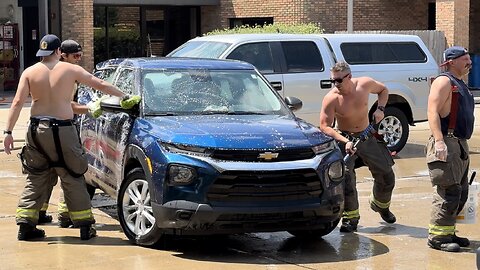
[22,6,39,69]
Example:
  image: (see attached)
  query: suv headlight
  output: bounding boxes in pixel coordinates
[328,160,344,181]
[312,140,336,155]
[161,142,212,157]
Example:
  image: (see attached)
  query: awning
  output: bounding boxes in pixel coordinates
[93,0,219,5]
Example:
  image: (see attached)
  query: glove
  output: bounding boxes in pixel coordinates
[120,95,141,109]
[87,96,107,118]
[434,140,448,162]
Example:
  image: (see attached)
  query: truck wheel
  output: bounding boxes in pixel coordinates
[117,168,162,246]
[378,106,409,153]
[288,218,340,238]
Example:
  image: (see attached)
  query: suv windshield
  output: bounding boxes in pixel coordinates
[167,41,231,58]
[142,69,290,116]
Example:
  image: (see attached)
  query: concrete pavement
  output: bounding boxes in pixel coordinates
[0,93,480,269]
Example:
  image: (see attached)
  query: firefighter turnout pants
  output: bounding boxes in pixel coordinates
[341,136,396,221]
[16,118,94,227]
[426,136,469,237]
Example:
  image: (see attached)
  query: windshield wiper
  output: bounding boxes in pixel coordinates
[147,112,178,116]
[226,111,266,115]
[200,110,266,115]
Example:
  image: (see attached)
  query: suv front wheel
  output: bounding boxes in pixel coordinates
[118,168,162,246]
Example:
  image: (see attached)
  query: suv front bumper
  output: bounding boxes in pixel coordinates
[152,194,343,235]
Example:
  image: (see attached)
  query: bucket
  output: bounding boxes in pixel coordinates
[456,181,479,224]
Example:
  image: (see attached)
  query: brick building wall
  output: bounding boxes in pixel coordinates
[436,0,474,51]
[455,0,470,48]
[56,0,478,73]
[201,0,430,34]
[61,0,94,71]
[201,0,310,34]
[436,0,455,46]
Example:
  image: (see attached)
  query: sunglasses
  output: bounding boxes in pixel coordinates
[71,53,82,59]
[331,73,350,84]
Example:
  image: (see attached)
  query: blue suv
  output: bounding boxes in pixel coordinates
[79,57,345,246]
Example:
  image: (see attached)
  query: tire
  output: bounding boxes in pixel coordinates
[378,106,409,153]
[288,218,340,238]
[117,168,162,246]
[86,183,96,200]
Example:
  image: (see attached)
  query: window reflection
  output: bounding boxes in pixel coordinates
[94,6,142,64]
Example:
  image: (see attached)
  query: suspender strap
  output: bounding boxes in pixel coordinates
[448,85,460,137]
[29,122,83,178]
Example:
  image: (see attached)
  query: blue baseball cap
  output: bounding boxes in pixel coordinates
[440,46,468,66]
[36,34,61,57]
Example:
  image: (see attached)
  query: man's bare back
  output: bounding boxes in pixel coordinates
[27,61,80,120]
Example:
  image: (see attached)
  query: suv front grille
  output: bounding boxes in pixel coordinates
[210,148,315,162]
[207,169,322,203]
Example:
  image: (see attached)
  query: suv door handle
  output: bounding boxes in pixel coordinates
[270,81,282,91]
[320,80,332,89]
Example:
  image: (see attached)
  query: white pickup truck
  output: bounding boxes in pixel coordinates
[168,33,440,152]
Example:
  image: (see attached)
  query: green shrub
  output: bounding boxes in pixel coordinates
[205,22,323,36]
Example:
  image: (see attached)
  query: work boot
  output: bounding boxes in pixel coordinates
[80,225,97,240]
[452,234,470,247]
[58,216,74,228]
[370,203,396,224]
[38,211,53,224]
[428,235,460,252]
[17,224,45,241]
[339,218,358,233]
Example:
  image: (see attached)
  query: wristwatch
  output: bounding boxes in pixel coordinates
[377,105,385,112]
[3,130,12,135]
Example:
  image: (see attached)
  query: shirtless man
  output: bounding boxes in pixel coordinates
[319,61,396,233]
[38,39,86,226]
[3,34,127,240]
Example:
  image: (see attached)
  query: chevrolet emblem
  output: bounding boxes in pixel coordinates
[258,152,279,160]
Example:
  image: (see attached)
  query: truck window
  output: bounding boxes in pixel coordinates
[281,41,324,72]
[227,42,274,74]
[341,42,427,64]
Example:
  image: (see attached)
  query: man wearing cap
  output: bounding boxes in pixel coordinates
[38,39,88,228]
[426,46,474,252]
[2,34,136,241]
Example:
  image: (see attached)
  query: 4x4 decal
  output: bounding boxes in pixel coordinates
[408,77,428,82]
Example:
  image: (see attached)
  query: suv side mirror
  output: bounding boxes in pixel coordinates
[100,96,139,116]
[285,96,303,111]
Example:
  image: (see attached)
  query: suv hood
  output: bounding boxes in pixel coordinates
[138,115,331,149]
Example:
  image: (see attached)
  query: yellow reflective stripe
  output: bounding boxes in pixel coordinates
[428,224,456,235]
[370,195,390,209]
[69,209,93,221]
[16,208,39,219]
[342,209,360,219]
[40,203,49,211]
[58,202,69,214]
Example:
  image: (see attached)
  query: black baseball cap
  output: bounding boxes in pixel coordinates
[440,46,468,67]
[36,34,61,57]
[60,40,82,54]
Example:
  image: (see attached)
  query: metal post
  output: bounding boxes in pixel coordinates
[347,0,353,33]
[38,0,49,37]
